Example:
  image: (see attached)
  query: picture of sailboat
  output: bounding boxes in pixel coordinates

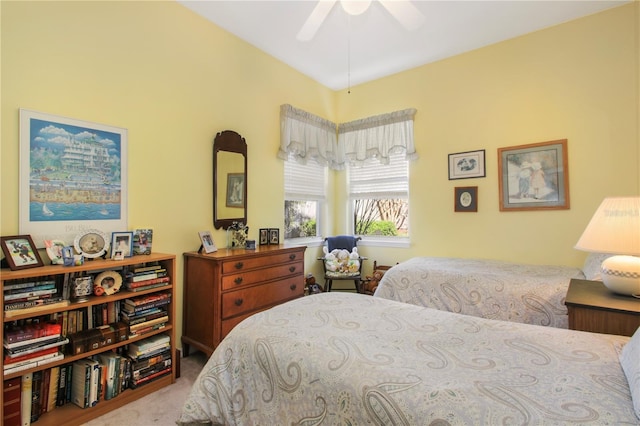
[42,203,54,216]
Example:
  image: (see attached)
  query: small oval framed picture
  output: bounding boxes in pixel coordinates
[454,186,478,212]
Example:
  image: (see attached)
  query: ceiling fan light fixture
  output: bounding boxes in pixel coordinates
[340,0,372,16]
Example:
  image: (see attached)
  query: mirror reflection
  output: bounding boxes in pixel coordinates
[213,130,247,229]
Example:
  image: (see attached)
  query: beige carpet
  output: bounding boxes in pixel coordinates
[84,351,208,426]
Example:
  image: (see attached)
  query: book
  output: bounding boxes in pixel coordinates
[128,316,169,332]
[132,264,162,274]
[126,282,171,292]
[3,279,56,292]
[124,276,170,288]
[30,371,42,423]
[70,359,91,408]
[3,353,64,375]
[121,298,170,314]
[6,337,68,358]
[4,333,62,350]
[4,321,62,344]
[21,372,32,426]
[46,366,60,412]
[3,376,22,426]
[4,346,59,365]
[56,365,68,407]
[126,334,170,358]
[130,350,172,371]
[126,270,167,283]
[4,287,57,301]
[123,292,171,307]
[4,300,70,317]
[130,366,171,388]
[40,368,50,416]
[97,352,119,400]
[88,359,100,407]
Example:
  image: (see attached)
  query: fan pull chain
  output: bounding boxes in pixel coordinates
[347,14,351,94]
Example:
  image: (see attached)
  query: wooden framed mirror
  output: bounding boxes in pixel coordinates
[213,130,247,229]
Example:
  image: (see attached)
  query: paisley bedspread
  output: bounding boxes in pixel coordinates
[176,292,636,425]
[373,257,586,328]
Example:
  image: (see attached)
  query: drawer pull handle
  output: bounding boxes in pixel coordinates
[235,298,243,306]
[289,254,296,260]
[234,277,243,285]
[290,284,297,291]
[289,266,296,273]
[234,262,244,270]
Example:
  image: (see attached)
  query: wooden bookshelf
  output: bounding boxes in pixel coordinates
[1,253,177,426]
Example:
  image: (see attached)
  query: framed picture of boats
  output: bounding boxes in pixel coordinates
[19,109,128,248]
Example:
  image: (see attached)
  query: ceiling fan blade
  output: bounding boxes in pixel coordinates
[297,0,337,41]
[379,0,425,31]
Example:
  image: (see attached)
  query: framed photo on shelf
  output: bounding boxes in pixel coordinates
[19,109,128,248]
[198,230,218,254]
[498,139,569,211]
[268,228,279,245]
[454,186,478,212]
[226,173,245,208]
[259,228,269,245]
[111,231,133,259]
[0,235,44,270]
[448,149,486,180]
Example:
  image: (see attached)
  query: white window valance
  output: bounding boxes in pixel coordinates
[278,104,340,169]
[338,108,418,167]
[279,104,418,170]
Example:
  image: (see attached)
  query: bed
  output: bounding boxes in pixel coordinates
[177,292,639,425]
[371,255,607,328]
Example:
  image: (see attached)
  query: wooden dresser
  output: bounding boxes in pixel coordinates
[182,245,306,356]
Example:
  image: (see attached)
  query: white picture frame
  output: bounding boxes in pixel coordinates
[19,109,128,247]
[198,230,217,253]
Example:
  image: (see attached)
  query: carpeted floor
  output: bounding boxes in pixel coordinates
[84,351,208,426]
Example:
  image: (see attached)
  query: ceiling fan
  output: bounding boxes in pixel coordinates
[297,0,425,41]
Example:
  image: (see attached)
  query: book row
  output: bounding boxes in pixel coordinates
[3,335,171,426]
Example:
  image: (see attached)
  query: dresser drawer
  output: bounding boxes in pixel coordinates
[221,250,304,274]
[221,261,303,290]
[221,277,303,319]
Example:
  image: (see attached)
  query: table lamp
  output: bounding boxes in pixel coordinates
[574,196,640,297]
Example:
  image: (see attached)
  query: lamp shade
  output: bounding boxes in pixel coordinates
[574,197,640,255]
[575,196,640,296]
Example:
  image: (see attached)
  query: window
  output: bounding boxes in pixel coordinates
[284,155,326,241]
[348,150,409,241]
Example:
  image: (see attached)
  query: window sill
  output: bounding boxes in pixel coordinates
[284,237,324,248]
[356,237,410,248]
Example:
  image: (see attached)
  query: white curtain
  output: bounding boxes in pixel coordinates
[338,108,418,167]
[278,104,341,169]
[279,104,418,170]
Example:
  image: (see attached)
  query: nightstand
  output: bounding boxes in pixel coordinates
[565,278,640,337]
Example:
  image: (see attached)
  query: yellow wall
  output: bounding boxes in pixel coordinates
[0,0,335,341]
[1,2,639,334]
[334,2,639,273]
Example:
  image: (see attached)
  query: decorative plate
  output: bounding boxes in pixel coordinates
[93,270,123,296]
[44,239,66,265]
[74,229,109,259]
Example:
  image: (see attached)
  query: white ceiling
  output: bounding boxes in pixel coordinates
[177,0,629,91]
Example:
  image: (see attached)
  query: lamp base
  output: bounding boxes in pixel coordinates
[601,255,640,297]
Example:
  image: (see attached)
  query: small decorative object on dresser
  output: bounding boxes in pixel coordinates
[268,228,279,245]
[198,230,217,254]
[259,228,269,245]
[0,235,44,270]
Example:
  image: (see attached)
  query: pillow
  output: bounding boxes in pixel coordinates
[582,252,615,281]
[620,326,640,420]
